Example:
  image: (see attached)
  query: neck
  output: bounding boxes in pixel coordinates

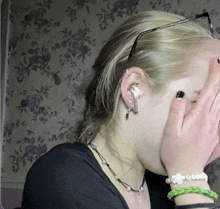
[89,126,146,191]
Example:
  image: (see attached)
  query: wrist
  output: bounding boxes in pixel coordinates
[170,179,211,190]
[166,171,215,205]
[170,181,214,205]
[166,172,208,185]
[167,168,204,177]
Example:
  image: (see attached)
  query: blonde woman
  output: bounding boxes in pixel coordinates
[21,11,220,209]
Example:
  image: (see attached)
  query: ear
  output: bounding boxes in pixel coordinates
[121,67,148,109]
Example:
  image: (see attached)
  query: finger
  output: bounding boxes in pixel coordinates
[217,78,220,121]
[217,106,220,121]
[195,57,220,111]
[211,87,220,117]
[212,72,220,115]
[211,94,220,134]
[165,91,187,136]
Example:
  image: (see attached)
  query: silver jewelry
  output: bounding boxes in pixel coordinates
[88,142,145,193]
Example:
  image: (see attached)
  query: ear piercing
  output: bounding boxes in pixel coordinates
[126,109,130,119]
[126,101,132,119]
[125,85,140,120]
[124,69,141,119]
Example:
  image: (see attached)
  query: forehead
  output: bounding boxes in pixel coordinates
[187,39,220,86]
[166,39,220,94]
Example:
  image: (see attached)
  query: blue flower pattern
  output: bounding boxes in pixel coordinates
[9,40,17,50]
[26,96,39,112]
[25,144,47,156]
[78,28,89,38]
[97,0,139,30]
[4,123,15,137]
[25,145,38,155]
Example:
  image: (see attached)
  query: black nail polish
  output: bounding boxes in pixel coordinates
[176,91,185,98]
[218,59,220,64]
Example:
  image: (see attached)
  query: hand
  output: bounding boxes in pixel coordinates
[160,57,220,175]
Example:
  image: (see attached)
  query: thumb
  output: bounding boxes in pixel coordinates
[165,91,187,135]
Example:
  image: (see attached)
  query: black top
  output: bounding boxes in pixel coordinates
[21,142,175,209]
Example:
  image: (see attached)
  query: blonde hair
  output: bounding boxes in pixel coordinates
[77,10,213,143]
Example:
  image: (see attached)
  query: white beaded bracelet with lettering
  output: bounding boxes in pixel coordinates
[165,172,208,185]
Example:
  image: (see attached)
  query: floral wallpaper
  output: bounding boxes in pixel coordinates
[2,0,220,205]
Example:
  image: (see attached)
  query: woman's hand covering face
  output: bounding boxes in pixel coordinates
[160,57,220,175]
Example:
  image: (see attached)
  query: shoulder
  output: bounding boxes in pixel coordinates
[24,142,97,186]
[22,143,92,206]
[33,142,92,166]
[22,142,128,209]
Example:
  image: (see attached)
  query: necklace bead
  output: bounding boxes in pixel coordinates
[115,175,121,180]
[139,186,144,193]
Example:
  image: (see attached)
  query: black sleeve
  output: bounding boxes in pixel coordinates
[145,169,175,209]
[21,143,129,209]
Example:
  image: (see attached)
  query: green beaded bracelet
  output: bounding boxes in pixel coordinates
[167,187,219,201]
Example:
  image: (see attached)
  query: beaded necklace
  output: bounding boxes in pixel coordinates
[88,142,145,193]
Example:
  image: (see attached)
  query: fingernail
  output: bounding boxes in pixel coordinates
[176,91,185,99]
[217,58,220,64]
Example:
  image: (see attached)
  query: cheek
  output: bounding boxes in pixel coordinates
[138,102,171,154]
[137,97,175,175]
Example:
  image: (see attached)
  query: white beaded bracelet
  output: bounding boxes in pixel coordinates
[165,172,208,185]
